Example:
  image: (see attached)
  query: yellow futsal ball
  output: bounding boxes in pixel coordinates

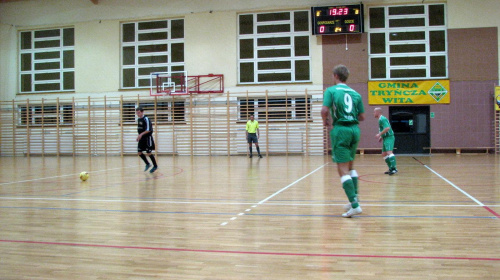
[79,171,89,181]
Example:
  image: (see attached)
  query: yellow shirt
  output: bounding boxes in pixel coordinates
[246,120,259,133]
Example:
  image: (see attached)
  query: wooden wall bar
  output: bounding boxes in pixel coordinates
[0,90,327,156]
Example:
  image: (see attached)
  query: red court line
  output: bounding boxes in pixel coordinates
[484,206,500,219]
[1,239,498,261]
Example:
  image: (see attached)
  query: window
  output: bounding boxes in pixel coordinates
[19,28,75,93]
[122,101,185,124]
[368,4,447,80]
[239,96,311,121]
[121,19,185,89]
[18,104,73,125]
[238,11,311,84]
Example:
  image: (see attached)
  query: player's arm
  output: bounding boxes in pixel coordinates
[321,106,330,127]
[357,97,365,122]
[321,106,334,132]
[137,130,150,141]
[357,112,365,122]
[376,127,390,139]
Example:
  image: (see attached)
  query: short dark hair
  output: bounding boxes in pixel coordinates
[333,65,349,82]
[136,106,144,112]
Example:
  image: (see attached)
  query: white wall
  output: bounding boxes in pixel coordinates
[184,11,238,86]
[1,0,500,101]
[0,23,17,101]
[75,20,120,93]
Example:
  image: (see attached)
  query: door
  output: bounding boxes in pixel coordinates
[389,106,430,154]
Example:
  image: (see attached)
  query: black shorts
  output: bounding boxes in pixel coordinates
[247,133,258,144]
[138,134,155,153]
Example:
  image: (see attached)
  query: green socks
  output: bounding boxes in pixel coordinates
[350,170,358,195]
[385,154,397,170]
[385,156,391,169]
[341,175,359,208]
[388,154,397,170]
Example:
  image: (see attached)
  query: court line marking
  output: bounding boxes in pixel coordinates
[0,197,498,208]
[220,162,329,226]
[258,163,330,205]
[0,205,497,219]
[0,239,498,261]
[0,165,139,186]
[413,157,500,219]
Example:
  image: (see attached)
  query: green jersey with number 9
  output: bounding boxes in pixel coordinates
[323,84,364,125]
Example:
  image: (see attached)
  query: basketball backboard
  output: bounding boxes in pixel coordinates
[150,71,188,96]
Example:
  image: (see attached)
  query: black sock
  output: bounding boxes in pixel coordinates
[249,146,253,154]
[149,155,157,167]
[256,146,261,155]
[139,154,149,165]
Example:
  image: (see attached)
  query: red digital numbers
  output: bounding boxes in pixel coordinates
[329,8,349,16]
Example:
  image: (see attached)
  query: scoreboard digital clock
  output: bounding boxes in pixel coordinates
[311,4,364,35]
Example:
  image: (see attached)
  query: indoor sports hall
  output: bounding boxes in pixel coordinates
[0,0,499,279]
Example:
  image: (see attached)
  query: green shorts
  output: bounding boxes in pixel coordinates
[330,124,360,163]
[382,136,395,152]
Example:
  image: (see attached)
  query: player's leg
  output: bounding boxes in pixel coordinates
[349,126,360,196]
[344,126,361,212]
[147,152,158,173]
[255,141,262,158]
[138,140,151,171]
[387,153,397,175]
[248,136,253,158]
[338,161,362,217]
[147,136,158,173]
[385,136,397,175]
[382,140,391,174]
[331,126,361,217]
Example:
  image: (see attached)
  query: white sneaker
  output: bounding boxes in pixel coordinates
[343,203,352,211]
[342,206,362,218]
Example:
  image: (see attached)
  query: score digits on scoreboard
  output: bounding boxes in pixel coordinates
[311,4,364,35]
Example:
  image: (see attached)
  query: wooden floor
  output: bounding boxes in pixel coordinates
[0,154,499,279]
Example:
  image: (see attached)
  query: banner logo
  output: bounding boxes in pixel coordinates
[428,82,448,102]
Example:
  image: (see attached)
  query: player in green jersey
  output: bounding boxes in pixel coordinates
[321,65,365,218]
[374,107,398,175]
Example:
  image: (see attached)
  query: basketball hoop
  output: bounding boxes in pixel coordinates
[150,71,188,97]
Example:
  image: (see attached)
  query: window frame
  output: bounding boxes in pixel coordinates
[367,4,448,80]
[237,10,312,85]
[18,27,75,93]
[238,96,312,121]
[121,101,185,124]
[18,104,74,126]
[120,18,185,90]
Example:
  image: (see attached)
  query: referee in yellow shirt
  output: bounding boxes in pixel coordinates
[246,114,263,158]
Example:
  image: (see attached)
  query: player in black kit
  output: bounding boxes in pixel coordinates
[136,107,158,173]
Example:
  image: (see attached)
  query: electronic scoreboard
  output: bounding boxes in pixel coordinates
[311,4,364,35]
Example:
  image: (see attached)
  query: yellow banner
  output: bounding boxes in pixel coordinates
[368,80,450,105]
[495,86,500,111]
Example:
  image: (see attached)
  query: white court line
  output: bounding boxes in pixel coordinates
[0,197,257,205]
[0,165,139,186]
[423,165,485,206]
[0,197,496,208]
[257,163,329,205]
[220,162,329,226]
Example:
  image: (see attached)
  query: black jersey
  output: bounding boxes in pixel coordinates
[137,116,153,134]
